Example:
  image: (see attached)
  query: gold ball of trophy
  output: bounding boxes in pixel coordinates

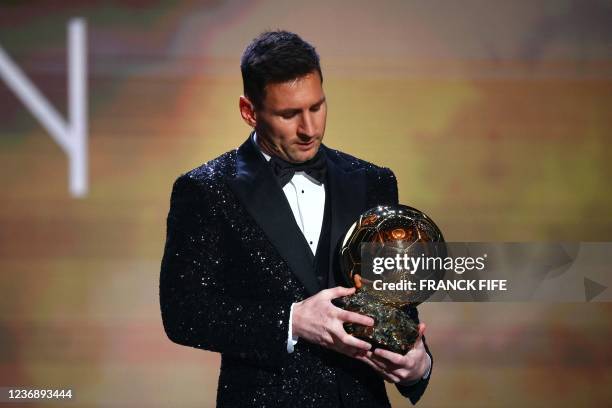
[335,205,445,354]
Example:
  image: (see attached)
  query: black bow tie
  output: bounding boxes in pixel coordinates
[269,149,327,187]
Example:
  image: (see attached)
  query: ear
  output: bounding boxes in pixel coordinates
[239,96,257,127]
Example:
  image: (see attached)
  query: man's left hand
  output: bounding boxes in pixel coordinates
[354,323,430,385]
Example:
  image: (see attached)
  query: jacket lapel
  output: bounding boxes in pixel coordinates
[227,136,320,296]
[325,147,367,287]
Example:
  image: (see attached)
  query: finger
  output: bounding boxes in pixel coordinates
[338,345,365,358]
[336,309,374,327]
[384,372,401,383]
[373,347,405,365]
[355,355,383,372]
[410,335,425,352]
[323,286,355,300]
[418,322,426,338]
[339,332,372,351]
[371,353,416,375]
[354,355,380,371]
[410,329,427,352]
[371,355,417,381]
[369,353,394,370]
[330,325,372,351]
[354,356,401,383]
[353,274,362,289]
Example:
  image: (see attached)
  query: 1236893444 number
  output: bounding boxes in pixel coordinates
[4,388,73,401]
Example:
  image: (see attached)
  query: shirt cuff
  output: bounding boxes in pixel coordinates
[287,303,299,353]
[422,352,432,380]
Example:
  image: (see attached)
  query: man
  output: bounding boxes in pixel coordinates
[160,30,432,407]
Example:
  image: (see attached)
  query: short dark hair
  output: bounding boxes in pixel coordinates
[241,30,322,109]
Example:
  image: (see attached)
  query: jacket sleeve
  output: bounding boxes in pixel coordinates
[159,174,291,368]
[395,332,433,404]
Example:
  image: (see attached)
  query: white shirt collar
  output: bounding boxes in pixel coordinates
[252,132,272,162]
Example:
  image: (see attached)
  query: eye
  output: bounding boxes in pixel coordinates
[310,104,321,112]
[280,112,297,119]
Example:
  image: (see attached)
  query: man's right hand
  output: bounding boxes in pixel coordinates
[291,286,374,357]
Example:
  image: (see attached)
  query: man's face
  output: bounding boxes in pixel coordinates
[254,71,327,163]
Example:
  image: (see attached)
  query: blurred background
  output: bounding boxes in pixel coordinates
[1,0,611,406]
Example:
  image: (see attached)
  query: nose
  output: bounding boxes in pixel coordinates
[298,111,315,138]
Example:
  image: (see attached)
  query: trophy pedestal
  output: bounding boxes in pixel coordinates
[335,286,419,355]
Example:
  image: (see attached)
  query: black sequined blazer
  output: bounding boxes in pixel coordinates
[160,136,432,407]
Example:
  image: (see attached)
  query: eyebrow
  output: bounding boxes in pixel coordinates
[275,97,326,115]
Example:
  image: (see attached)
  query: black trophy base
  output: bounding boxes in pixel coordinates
[334,285,419,355]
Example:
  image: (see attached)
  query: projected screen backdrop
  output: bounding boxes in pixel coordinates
[1,1,611,407]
